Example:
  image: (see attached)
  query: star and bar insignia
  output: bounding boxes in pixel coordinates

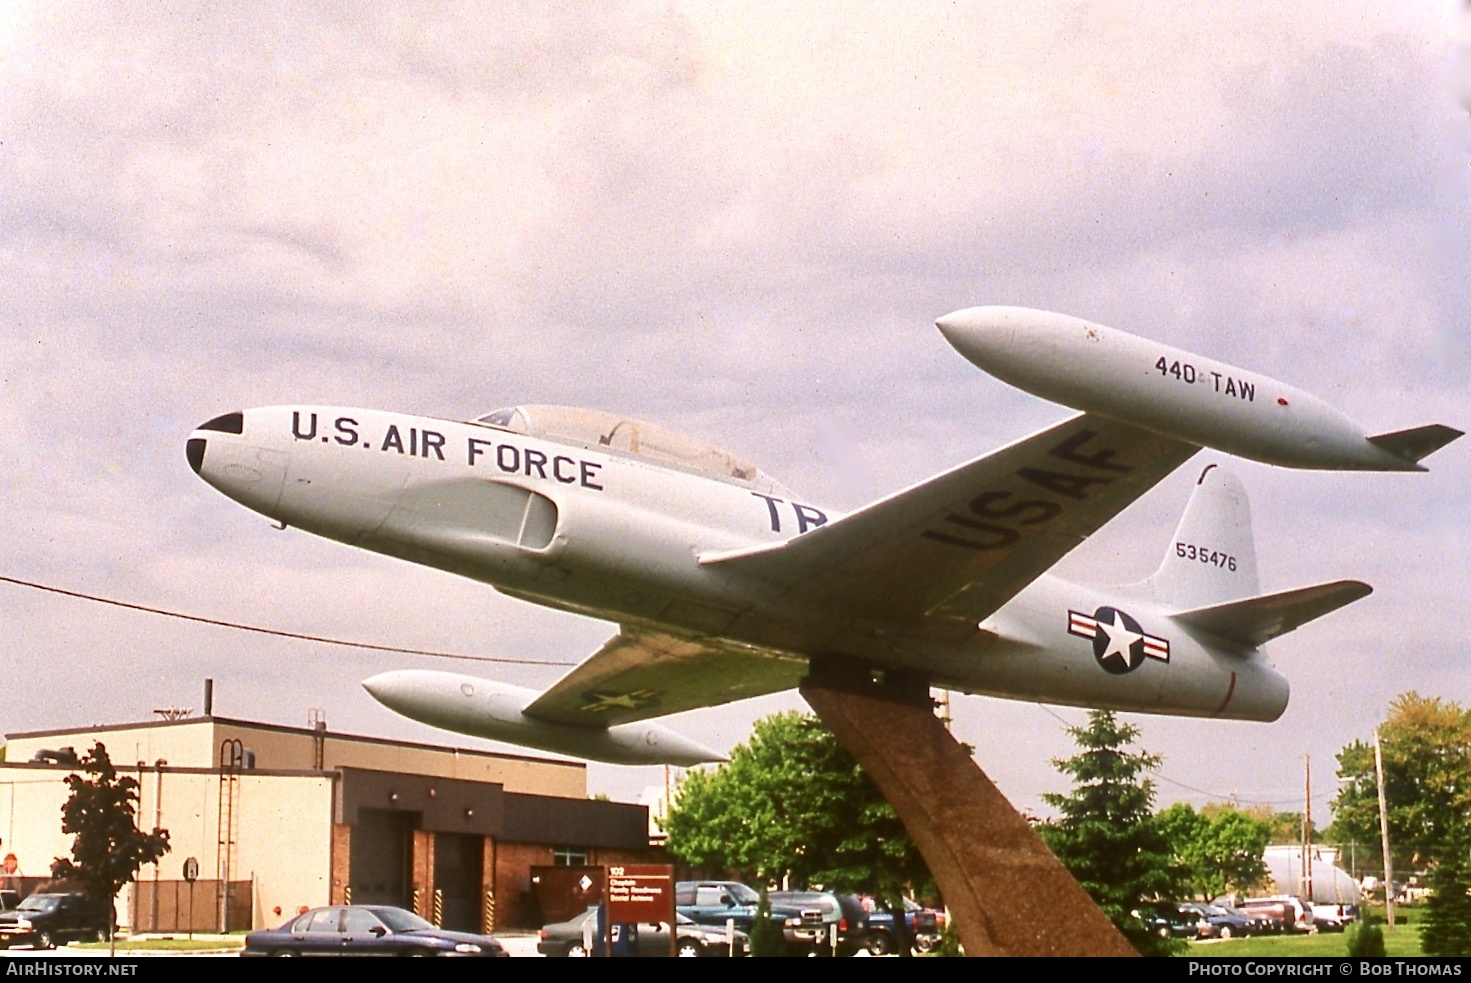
[579,689,661,714]
[1067,606,1170,675]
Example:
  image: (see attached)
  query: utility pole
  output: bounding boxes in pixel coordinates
[1304,756,1313,901]
[1374,729,1395,929]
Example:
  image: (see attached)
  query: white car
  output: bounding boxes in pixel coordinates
[1310,904,1356,932]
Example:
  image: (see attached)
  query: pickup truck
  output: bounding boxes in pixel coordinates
[1310,903,1356,932]
[864,896,941,954]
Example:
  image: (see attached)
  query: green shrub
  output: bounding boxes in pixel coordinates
[1346,913,1387,957]
[933,918,964,957]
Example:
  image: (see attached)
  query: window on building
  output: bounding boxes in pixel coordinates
[552,846,589,866]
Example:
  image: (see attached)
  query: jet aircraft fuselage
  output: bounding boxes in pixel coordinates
[192,403,1279,736]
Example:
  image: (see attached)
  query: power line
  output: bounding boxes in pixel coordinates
[1035,702,1332,810]
[0,574,577,668]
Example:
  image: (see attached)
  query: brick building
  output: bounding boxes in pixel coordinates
[1,714,661,934]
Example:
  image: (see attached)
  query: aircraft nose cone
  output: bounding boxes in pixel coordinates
[186,411,246,477]
[185,409,289,515]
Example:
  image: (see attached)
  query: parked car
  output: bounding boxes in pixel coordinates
[0,893,113,950]
[1212,902,1276,936]
[675,881,801,937]
[1310,903,1356,932]
[1136,902,1204,939]
[538,907,749,957]
[1248,895,1314,933]
[766,890,870,956]
[241,905,508,957]
[1221,895,1314,934]
[862,896,941,955]
[1181,902,1253,939]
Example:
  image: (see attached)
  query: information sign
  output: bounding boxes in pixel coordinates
[605,864,674,931]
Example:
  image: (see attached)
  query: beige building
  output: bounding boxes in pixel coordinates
[2,714,660,933]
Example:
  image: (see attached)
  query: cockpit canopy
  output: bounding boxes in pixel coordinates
[471,405,791,493]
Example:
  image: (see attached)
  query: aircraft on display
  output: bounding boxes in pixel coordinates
[186,307,1460,766]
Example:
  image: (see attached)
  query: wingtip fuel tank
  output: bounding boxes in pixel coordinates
[363,669,727,767]
[937,306,1462,471]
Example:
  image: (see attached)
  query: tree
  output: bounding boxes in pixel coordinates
[663,711,931,900]
[1158,802,1271,900]
[1255,809,1314,846]
[1329,693,1471,875]
[51,743,171,952]
[747,886,786,958]
[1420,831,1471,957]
[1036,710,1184,956]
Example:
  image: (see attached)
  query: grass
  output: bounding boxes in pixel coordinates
[1186,908,1424,959]
[71,937,244,952]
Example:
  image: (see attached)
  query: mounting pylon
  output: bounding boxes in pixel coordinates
[801,661,1136,957]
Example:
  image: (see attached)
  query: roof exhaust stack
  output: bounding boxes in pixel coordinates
[204,678,214,717]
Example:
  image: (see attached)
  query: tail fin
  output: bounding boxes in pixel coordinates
[1141,464,1374,647]
[1141,464,1259,608]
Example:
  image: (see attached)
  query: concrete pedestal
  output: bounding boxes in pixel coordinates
[800,667,1137,957]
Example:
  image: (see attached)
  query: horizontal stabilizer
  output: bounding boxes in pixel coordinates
[1367,424,1463,467]
[1171,580,1372,647]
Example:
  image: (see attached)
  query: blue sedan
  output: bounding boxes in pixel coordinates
[1183,902,1255,940]
[242,905,509,957]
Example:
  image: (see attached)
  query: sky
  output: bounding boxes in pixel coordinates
[1,2,1468,826]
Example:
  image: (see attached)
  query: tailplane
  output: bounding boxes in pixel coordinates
[1141,464,1259,609]
[1172,580,1372,647]
[1366,424,1463,469]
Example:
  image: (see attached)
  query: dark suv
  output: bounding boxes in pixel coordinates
[0,893,113,949]
[1136,902,1204,939]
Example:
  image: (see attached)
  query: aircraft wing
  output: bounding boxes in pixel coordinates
[521,628,807,728]
[703,413,1198,639]
[526,414,1194,727]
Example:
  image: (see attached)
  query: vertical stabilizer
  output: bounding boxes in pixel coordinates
[1142,464,1259,609]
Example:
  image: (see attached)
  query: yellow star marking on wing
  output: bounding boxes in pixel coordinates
[580,689,659,713]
